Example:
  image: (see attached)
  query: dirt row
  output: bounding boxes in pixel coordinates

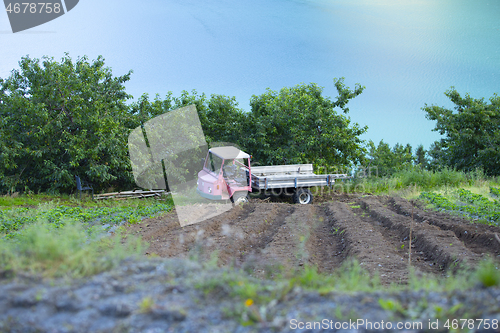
[388,196,500,257]
[126,195,500,285]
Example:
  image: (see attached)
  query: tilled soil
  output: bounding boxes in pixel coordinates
[127,194,500,284]
[2,194,500,332]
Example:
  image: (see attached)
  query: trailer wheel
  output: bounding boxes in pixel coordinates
[293,188,313,204]
[231,191,249,205]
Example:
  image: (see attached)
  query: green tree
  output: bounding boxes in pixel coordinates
[130,90,246,145]
[366,140,414,176]
[366,140,392,176]
[393,143,413,169]
[0,54,135,193]
[423,88,500,175]
[414,144,429,169]
[245,79,367,171]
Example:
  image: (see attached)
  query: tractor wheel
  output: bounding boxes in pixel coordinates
[231,191,249,205]
[293,188,313,204]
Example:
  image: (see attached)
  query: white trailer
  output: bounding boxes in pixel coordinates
[251,164,350,204]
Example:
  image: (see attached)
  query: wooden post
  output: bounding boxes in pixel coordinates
[409,204,413,266]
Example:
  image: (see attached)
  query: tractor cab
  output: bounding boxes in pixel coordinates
[197,146,252,202]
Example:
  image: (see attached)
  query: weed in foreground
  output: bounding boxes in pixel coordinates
[138,296,155,313]
[378,298,407,317]
[475,258,500,288]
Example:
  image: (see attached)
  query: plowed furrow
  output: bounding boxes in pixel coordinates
[253,205,344,277]
[139,203,255,258]
[306,205,344,273]
[252,205,312,275]
[349,201,441,277]
[215,203,294,267]
[387,197,500,258]
[360,197,481,271]
[325,202,410,284]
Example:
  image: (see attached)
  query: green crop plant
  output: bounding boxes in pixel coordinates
[0,200,173,235]
[378,298,407,317]
[419,191,500,225]
[491,187,500,197]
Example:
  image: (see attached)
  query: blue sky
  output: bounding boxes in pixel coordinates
[1,0,499,151]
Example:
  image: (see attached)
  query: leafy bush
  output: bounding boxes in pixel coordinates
[490,187,500,197]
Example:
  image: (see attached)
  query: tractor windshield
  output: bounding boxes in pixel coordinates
[204,151,224,176]
[222,158,249,185]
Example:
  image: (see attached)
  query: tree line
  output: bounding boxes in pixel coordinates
[366,90,500,177]
[0,54,498,194]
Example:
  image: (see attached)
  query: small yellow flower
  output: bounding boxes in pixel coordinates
[237,281,244,286]
[244,299,254,307]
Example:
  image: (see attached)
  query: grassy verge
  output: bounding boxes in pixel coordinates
[0,219,145,278]
[0,194,172,277]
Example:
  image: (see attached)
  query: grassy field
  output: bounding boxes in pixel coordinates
[0,194,174,277]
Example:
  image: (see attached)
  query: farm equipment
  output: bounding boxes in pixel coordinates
[196,146,351,204]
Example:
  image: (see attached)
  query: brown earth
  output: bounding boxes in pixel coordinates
[125,194,500,285]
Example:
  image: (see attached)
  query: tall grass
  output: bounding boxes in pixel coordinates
[351,167,496,196]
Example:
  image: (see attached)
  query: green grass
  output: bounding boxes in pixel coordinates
[197,257,499,297]
[290,261,381,293]
[0,192,173,209]
[0,193,171,277]
[0,219,145,277]
[0,196,39,207]
[475,258,500,287]
[195,259,382,325]
[0,193,70,208]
